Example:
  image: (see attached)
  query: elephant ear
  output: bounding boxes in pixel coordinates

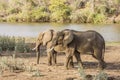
[37,33,44,41]
[62,30,74,47]
[42,29,53,46]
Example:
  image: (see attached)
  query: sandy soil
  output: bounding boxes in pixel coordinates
[0,45,120,80]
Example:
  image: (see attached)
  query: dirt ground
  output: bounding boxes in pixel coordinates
[0,45,120,80]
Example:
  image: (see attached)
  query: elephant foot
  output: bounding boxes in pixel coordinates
[51,63,57,66]
[98,63,106,70]
[48,62,52,66]
[63,65,69,70]
[37,62,40,64]
[68,64,74,69]
[65,67,69,70]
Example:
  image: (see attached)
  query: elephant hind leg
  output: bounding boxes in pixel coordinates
[92,49,106,70]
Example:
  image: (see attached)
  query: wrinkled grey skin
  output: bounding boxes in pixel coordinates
[52,29,106,70]
[32,29,74,68]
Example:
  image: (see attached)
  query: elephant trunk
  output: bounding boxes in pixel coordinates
[36,45,40,64]
[32,43,41,64]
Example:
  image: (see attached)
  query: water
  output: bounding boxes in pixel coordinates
[0,23,120,42]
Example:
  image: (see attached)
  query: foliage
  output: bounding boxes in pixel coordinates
[93,13,107,24]
[0,36,15,51]
[6,14,18,22]
[114,0,120,4]
[0,0,120,23]
[0,1,7,11]
[70,8,94,23]
[0,56,42,77]
[31,7,49,22]
[78,64,108,80]
[49,0,71,22]
[0,56,25,72]
[0,36,30,53]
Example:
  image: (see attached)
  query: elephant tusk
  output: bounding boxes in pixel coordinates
[47,47,54,52]
[32,47,36,51]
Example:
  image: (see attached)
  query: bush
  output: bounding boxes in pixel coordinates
[16,12,32,22]
[70,8,94,23]
[0,36,15,51]
[49,0,71,23]
[0,36,30,53]
[6,14,18,22]
[93,13,107,24]
[0,56,42,76]
[31,7,50,22]
[15,37,30,53]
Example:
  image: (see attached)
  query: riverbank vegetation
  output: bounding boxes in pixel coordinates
[0,36,34,53]
[0,35,119,54]
[0,0,120,24]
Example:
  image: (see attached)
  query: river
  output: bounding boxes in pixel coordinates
[0,23,120,42]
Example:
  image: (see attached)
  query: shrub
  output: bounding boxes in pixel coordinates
[49,0,71,23]
[16,12,31,22]
[0,56,42,76]
[0,36,30,53]
[15,37,25,53]
[6,14,18,22]
[31,7,50,22]
[78,65,108,80]
[93,13,107,24]
[95,5,110,15]
[70,8,94,23]
[0,56,25,73]
[0,36,15,51]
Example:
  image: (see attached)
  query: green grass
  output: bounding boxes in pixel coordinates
[106,42,120,46]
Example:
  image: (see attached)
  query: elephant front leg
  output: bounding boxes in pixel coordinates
[36,52,40,64]
[74,51,83,69]
[64,48,75,69]
[64,55,72,70]
[52,51,57,66]
[47,52,52,66]
[36,46,40,64]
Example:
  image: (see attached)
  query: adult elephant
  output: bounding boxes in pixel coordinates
[51,29,106,70]
[32,29,74,68]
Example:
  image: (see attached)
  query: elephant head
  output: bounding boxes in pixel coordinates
[33,29,56,64]
[52,29,74,47]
